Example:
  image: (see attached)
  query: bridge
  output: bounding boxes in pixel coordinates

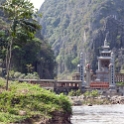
[18,73,124,94]
[18,79,82,94]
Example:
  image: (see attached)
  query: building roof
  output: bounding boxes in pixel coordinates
[98,56,111,60]
[100,51,111,53]
[90,82,109,88]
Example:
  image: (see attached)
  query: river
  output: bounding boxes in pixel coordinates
[71,105,124,124]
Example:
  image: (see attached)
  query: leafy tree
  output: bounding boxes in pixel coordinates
[35,31,56,79]
[0,18,9,77]
[11,37,41,73]
[11,32,56,79]
[37,39,56,79]
[0,0,40,90]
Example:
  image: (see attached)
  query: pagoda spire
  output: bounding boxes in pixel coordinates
[104,32,109,46]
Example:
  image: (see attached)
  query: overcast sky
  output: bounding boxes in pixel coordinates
[30,0,45,9]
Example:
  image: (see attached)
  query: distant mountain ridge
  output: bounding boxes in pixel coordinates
[39,0,124,79]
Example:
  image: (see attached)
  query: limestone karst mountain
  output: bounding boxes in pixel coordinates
[38,0,124,79]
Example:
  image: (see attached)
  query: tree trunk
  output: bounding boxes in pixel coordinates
[6,39,12,90]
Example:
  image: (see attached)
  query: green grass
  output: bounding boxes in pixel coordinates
[116,82,124,86]
[0,78,72,123]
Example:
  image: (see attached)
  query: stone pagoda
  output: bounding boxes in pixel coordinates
[96,33,115,88]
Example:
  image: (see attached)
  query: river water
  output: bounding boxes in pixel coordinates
[71,105,124,124]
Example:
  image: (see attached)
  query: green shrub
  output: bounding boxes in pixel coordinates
[18,74,26,79]
[14,72,22,79]
[84,90,99,97]
[9,71,40,79]
[0,78,5,87]
[91,90,99,97]
[75,89,82,96]
[24,72,39,79]
[68,90,76,96]
[84,91,91,97]
[68,89,81,96]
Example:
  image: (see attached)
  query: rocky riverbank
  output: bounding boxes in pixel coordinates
[14,111,71,124]
[45,111,71,124]
[69,95,124,106]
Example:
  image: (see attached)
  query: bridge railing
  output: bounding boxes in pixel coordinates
[18,79,82,92]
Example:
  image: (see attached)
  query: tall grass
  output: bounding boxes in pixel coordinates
[0,78,72,123]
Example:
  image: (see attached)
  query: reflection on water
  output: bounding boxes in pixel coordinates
[71,105,124,124]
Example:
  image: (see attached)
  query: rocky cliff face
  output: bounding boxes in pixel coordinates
[92,16,124,72]
[38,0,124,78]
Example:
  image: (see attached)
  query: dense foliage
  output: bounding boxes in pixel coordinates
[0,78,72,123]
[39,0,124,78]
[0,0,56,79]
